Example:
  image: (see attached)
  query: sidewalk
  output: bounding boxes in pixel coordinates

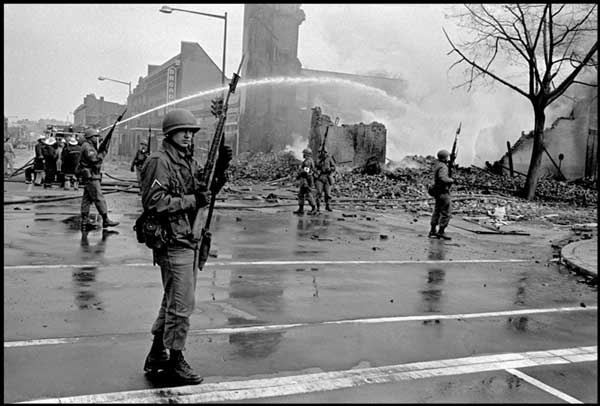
[561,237,598,279]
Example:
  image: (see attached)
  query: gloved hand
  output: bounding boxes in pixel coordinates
[194,184,212,208]
[215,144,233,177]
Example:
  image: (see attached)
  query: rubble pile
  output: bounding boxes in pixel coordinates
[229,151,300,183]
[227,152,596,222]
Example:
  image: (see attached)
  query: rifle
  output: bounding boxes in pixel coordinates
[319,116,339,155]
[448,121,460,178]
[147,123,152,154]
[99,108,127,154]
[192,54,245,272]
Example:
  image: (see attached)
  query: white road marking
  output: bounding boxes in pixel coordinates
[4,258,530,270]
[5,305,596,348]
[18,346,597,404]
[505,368,583,404]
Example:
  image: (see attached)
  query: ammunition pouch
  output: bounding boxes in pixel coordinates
[134,211,170,250]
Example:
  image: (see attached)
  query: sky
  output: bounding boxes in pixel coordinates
[3,3,586,164]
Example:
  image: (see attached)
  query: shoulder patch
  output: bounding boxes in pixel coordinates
[151,179,163,189]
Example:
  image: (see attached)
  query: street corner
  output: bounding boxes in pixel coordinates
[561,237,598,279]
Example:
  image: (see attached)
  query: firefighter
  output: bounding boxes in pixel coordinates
[429,149,454,240]
[294,148,318,216]
[140,108,232,385]
[78,128,119,230]
[42,136,58,188]
[130,140,150,193]
[33,135,46,186]
[62,136,81,190]
[315,148,336,212]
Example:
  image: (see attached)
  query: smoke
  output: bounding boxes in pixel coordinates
[283,132,309,160]
[297,4,585,167]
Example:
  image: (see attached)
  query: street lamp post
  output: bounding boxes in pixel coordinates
[160,5,232,155]
[159,5,227,86]
[98,76,132,95]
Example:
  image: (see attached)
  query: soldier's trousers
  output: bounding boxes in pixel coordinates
[431,193,452,229]
[80,179,107,215]
[297,185,316,208]
[151,247,197,351]
[315,175,332,205]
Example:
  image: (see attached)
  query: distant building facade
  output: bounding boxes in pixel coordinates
[73,94,126,129]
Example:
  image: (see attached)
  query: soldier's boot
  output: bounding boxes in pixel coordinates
[167,350,203,385]
[428,225,437,238]
[143,335,170,374]
[325,200,332,212]
[101,213,119,228]
[437,227,452,240]
[308,205,319,215]
[293,205,305,216]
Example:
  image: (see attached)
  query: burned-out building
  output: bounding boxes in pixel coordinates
[500,85,598,181]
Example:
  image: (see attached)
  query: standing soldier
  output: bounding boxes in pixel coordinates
[429,149,454,240]
[42,136,58,189]
[293,148,318,216]
[140,108,232,385]
[62,136,81,190]
[130,140,150,193]
[33,135,46,186]
[315,148,336,212]
[78,128,119,230]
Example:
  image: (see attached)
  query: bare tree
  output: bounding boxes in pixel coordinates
[444,4,597,200]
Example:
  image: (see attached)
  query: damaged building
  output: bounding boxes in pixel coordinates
[500,85,598,181]
[308,107,386,168]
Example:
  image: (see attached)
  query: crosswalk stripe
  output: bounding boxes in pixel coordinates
[5,305,596,348]
[505,368,583,404]
[4,258,531,270]
[18,346,597,403]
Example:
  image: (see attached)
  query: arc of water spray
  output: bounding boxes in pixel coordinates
[100,76,414,133]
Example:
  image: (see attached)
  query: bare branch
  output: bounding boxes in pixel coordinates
[548,41,598,105]
[443,27,530,99]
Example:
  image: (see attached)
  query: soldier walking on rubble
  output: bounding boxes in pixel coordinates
[294,148,318,216]
[130,140,150,194]
[429,149,454,240]
[315,148,336,212]
[78,128,119,230]
[140,108,232,385]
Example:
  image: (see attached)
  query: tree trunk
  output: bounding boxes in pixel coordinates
[523,106,546,200]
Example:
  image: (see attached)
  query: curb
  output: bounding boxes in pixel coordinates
[561,238,597,278]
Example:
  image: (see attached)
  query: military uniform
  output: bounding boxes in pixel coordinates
[294,149,317,215]
[131,143,150,191]
[315,150,336,212]
[78,128,119,229]
[141,108,231,385]
[429,150,454,240]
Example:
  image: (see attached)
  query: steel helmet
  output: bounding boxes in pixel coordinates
[437,149,450,160]
[84,128,100,139]
[162,109,201,136]
[302,148,312,156]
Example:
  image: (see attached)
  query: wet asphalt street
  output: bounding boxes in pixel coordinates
[3,180,597,403]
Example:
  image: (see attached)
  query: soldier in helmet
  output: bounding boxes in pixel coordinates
[315,148,336,212]
[78,127,119,230]
[130,140,150,193]
[140,108,232,385]
[294,148,318,216]
[429,149,454,240]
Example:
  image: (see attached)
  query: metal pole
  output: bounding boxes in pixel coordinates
[222,12,227,86]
